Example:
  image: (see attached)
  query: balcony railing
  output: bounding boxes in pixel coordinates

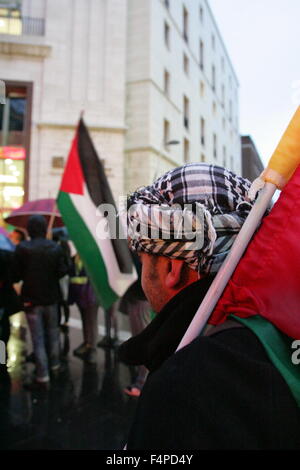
[0,15,45,36]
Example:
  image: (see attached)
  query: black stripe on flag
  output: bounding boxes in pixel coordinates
[77,118,133,274]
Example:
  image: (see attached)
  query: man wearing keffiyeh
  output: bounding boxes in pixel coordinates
[119,163,300,450]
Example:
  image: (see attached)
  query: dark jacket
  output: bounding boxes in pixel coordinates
[121,279,300,450]
[12,216,68,306]
[0,249,22,315]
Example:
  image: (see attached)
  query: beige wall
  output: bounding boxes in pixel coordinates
[0,0,128,202]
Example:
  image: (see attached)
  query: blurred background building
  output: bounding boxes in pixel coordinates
[0,0,241,222]
[241,135,264,181]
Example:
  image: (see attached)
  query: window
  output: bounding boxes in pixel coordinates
[0,98,26,135]
[222,117,226,131]
[164,0,170,9]
[200,117,205,146]
[213,133,217,159]
[183,95,189,130]
[0,7,21,35]
[199,40,204,70]
[199,5,203,22]
[201,153,205,162]
[184,138,190,162]
[183,5,188,43]
[212,34,215,51]
[223,145,227,167]
[221,56,225,72]
[221,84,225,107]
[164,69,170,96]
[0,82,31,214]
[183,53,189,75]
[163,119,170,149]
[230,155,234,170]
[200,81,205,97]
[212,64,216,91]
[212,101,217,115]
[164,21,170,49]
[229,99,232,122]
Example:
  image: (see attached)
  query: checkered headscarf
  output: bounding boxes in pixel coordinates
[126,164,253,275]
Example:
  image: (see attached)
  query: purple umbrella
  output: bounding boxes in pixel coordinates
[4,198,64,229]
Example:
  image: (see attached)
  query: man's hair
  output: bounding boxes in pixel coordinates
[27,215,47,239]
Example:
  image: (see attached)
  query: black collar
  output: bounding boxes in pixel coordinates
[118,276,214,373]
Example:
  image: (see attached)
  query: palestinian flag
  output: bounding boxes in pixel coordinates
[57,118,137,309]
[210,164,300,407]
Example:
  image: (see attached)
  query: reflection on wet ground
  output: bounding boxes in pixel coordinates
[0,314,137,450]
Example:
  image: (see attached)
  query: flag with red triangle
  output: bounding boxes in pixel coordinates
[57,118,137,309]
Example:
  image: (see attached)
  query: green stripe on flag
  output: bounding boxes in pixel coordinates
[57,191,119,310]
[230,314,300,408]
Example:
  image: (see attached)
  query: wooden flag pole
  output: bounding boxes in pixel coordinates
[46,200,57,240]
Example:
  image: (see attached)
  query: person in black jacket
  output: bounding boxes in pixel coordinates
[12,215,68,389]
[118,163,300,450]
[0,248,22,367]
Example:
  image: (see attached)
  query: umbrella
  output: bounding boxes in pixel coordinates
[4,198,64,229]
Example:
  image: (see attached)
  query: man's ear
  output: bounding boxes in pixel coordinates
[165,259,186,289]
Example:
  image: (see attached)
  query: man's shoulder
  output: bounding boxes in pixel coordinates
[147,326,280,393]
[15,239,31,252]
[129,327,300,449]
[37,239,62,252]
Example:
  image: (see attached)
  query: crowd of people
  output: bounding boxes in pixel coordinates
[0,214,150,397]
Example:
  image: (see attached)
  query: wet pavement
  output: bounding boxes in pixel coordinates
[0,312,138,450]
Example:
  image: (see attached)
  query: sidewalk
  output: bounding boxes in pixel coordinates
[0,311,137,450]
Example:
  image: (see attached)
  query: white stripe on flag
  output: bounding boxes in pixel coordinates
[70,186,137,297]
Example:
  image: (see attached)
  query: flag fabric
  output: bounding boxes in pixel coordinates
[57,118,137,309]
[209,164,300,406]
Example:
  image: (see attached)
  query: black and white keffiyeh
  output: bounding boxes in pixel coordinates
[126,164,253,275]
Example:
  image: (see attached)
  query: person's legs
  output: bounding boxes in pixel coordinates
[98,301,120,348]
[74,305,98,363]
[73,304,88,356]
[124,300,150,396]
[83,304,98,348]
[26,307,50,382]
[59,276,70,325]
[43,304,60,371]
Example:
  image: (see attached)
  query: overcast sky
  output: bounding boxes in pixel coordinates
[209,0,300,165]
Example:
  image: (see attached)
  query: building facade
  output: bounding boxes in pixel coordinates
[0,0,241,219]
[125,0,241,192]
[0,0,127,219]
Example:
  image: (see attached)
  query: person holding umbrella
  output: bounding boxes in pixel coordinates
[12,215,68,390]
